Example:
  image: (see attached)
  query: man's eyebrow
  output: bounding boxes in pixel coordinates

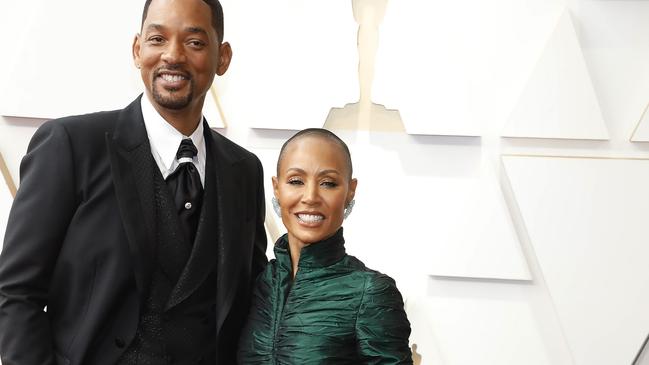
[186,26,208,36]
[145,23,164,32]
[143,24,208,37]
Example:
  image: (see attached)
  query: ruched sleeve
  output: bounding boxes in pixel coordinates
[355,273,413,364]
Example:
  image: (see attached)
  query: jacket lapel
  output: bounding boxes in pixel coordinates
[210,129,246,334]
[106,96,157,303]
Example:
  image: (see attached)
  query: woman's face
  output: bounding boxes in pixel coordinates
[273,136,357,247]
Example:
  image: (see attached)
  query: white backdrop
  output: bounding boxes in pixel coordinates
[2,0,649,364]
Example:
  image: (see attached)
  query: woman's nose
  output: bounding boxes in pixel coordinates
[301,183,319,204]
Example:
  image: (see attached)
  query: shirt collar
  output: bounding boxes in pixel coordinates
[140,94,205,173]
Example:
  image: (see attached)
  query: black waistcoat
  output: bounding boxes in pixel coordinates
[118,153,219,365]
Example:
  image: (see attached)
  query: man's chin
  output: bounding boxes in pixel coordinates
[152,89,193,110]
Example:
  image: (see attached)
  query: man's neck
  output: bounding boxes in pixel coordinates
[146,93,205,136]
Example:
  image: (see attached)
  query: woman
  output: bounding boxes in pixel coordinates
[238,128,412,364]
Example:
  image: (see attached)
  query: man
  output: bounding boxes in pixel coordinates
[0,0,267,363]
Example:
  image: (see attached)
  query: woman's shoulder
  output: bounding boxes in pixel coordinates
[341,255,402,299]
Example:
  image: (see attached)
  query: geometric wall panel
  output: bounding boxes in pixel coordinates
[503,155,649,365]
[0,0,224,127]
[502,11,610,140]
[329,133,530,283]
[631,102,649,142]
[373,0,565,137]
[406,296,554,365]
[421,164,532,281]
[215,0,357,130]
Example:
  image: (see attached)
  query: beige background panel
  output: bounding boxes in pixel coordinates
[0,152,14,250]
[0,153,16,198]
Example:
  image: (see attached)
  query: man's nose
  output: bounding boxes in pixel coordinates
[161,40,187,64]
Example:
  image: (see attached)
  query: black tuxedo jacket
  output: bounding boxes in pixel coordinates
[0,96,267,365]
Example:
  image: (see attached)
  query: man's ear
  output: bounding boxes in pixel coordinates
[216,42,232,76]
[132,34,142,68]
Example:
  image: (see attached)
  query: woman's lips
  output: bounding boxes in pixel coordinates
[295,213,325,226]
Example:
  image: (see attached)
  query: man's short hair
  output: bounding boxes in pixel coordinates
[141,0,225,43]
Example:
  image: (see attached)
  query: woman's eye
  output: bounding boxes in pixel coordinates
[287,179,303,185]
[321,181,338,188]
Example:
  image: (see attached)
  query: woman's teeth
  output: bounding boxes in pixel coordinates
[297,213,324,223]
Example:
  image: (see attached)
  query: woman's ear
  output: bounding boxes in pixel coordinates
[272,176,279,198]
[348,178,358,203]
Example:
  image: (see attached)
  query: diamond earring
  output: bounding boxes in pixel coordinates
[343,199,355,220]
[271,196,281,217]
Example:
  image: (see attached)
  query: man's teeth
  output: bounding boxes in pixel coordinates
[297,214,324,223]
[161,74,185,82]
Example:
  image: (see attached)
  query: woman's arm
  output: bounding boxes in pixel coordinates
[355,273,413,365]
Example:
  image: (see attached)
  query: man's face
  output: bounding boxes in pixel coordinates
[133,0,231,111]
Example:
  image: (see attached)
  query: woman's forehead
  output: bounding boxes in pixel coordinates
[280,136,349,171]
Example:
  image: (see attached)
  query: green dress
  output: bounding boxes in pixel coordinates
[238,228,412,364]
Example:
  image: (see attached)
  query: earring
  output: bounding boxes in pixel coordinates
[271,197,281,217]
[343,199,355,220]
[135,64,141,69]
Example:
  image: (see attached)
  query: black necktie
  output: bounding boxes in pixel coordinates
[166,138,203,246]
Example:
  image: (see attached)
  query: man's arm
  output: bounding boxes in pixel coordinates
[0,121,78,365]
[250,157,267,281]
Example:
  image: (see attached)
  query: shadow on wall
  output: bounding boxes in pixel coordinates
[634,333,649,365]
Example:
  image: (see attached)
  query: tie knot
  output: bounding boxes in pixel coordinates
[177,138,198,160]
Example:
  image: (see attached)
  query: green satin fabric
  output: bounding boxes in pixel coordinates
[238,228,412,364]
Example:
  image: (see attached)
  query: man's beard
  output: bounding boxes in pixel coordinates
[151,81,194,110]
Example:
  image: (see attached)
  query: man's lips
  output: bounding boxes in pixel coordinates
[155,71,190,89]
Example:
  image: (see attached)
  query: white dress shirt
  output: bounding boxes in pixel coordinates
[140,95,206,187]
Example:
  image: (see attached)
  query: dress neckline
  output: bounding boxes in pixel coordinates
[274,227,346,269]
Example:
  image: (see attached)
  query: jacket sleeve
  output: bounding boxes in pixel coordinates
[355,273,413,365]
[0,121,78,365]
[250,156,268,282]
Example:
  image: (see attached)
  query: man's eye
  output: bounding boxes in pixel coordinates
[188,40,205,48]
[148,36,164,44]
